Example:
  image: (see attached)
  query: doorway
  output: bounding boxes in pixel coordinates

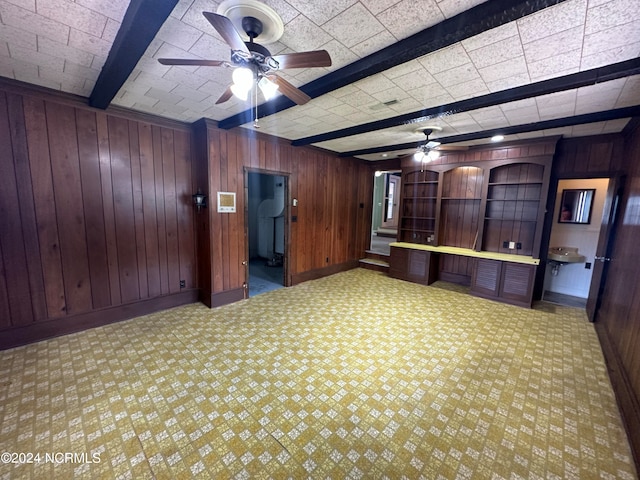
[542,178,613,313]
[370,170,401,255]
[246,171,287,297]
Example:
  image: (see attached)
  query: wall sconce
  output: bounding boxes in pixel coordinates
[192,189,207,211]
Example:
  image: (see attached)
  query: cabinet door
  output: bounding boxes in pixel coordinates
[470,258,501,298]
[500,262,535,307]
[389,247,438,285]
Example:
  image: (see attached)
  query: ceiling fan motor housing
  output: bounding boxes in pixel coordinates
[230,16,277,74]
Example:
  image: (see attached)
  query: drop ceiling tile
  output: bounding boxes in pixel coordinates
[322,38,360,69]
[392,68,436,91]
[527,50,581,82]
[434,63,480,88]
[0,23,36,50]
[467,35,524,70]
[409,81,450,103]
[102,18,121,43]
[517,0,587,44]
[341,89,378,108]
[581,41,640,70]
[3,0,35,10]
[522,26,583,64]
[602,118,630,133]
[585,0,640,35]
[15,71,60,90]
[0,42,8,56]
[582,20,640,58]
[35,0,108,36]
[436,0,487,18]
[187,35,231,63]
[327,103,361,116]
[616,75,640,107]
[75,0,129,21]
[355,74,397,95]
[8,43,64,71]
[571,123,605,135]
[461,23,519,52]
[360,0,401,16]
[478,56,528,84]
[256,0,300,25]
[419,43,471,75]
[0,2,69,44]
[350,29,397,58]
[536,89,577,108]
[63,60,100,81]
[38,36,94,67]
[285,0,357,26]
[383,59,424,79]
[68,29,112,58]
[378,0,444,40]
[156,16,203,52]
[485,72,530,92]
[279,14,333,51]
[178,0,220,32]
[370,86,412,104]
[322,3,384,48]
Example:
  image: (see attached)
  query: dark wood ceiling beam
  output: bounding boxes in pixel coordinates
[217,0,568,130]
[89,0,178,109]
[338,106,640,157]
[296,58,640,147]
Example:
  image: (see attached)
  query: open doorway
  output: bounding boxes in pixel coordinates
[370,170,401,255]
[543,178,609,308]
[246,171,287,297]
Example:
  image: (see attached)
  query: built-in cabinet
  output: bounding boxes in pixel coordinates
[470,258,536,308]
[392,140,555,307]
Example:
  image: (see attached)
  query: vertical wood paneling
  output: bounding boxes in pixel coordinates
[128,121,148,298]
[210,130,224,292]
[153,125,169,295]
[161,128,180,294]
[108,116,139,303]
[7,94,47,321]
[96,112,121,305]
[226,133,240,289]
[23,97,66,319]
[138,122,161,297]
[46,102,92,315]
[173,130,194,289]
[2,85,197,344]
[75,109,111,309]
[0,241,10,326]
[0,92,33,325]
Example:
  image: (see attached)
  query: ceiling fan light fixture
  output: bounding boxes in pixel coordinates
[232,66,254,89]
[230,83,250,101]
[413,150,425,162]
[258,76,279,100]
[491,134,505,142]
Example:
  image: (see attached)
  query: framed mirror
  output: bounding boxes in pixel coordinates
[558,189,595,224]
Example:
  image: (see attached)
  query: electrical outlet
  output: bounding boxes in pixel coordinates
[516,242,522,250]
[508,241,516,249]
[179,280,185,288]
[326,257,329,263]
[503,241,509,248]
[585,262,592,269]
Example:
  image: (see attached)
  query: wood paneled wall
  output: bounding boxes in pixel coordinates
[195,121,373,305]
[0,86,197,348]
[589,123,640,466]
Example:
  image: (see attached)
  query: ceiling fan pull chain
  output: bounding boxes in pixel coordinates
[253,81,260,128]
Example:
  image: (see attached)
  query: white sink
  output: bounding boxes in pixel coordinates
[548,246,586,263]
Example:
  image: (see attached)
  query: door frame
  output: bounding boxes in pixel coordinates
[381,173,401,229]
[244,168,291,297]
[537,173,624,319]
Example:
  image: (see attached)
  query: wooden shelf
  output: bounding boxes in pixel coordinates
[441,197,481,200]
[488,181,543,186]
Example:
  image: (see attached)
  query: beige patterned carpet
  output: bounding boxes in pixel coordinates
[0,269,637,479]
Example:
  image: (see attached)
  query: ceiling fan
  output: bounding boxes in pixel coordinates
[413,126,468,162]
[157,11,331,107]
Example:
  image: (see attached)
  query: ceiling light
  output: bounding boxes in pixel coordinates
[258,76,279,101]
[491,134,504,142]
[232,67,254,89]
[375,170,383,177]
[230,83,250,101]
[414,150,425,162]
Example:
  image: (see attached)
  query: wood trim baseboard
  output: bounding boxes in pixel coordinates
[0,290,199,350]
[291,260,360,285]
[595,321,640,472]
[211,287,245,307]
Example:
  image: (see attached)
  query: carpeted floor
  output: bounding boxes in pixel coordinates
[0,269,636,479]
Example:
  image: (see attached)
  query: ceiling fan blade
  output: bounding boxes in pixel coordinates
[270,76,311,105]
[158,58,230,67]
[269,50,332,69]
[436,145,469,151]
[202,12,249,53]
[215,86,234,105]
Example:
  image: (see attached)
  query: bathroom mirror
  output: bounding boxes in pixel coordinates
[558,189,595,224]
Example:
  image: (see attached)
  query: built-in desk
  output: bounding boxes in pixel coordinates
[389,242,540,308]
